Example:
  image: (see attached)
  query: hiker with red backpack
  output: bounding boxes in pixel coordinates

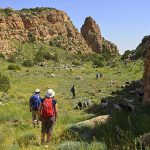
[38,89,58,144]
[29,89,42,128]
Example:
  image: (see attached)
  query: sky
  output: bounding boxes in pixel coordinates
[0,0,150,54]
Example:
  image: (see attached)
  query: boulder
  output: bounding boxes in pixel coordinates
[76,115,110,128]
[138,132,150,148]
[75,76,83,80]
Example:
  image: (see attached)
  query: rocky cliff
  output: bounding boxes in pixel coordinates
[139,35,150,103]
[0,8,119,56]
[0,7,92,56]
[81,16,119,54]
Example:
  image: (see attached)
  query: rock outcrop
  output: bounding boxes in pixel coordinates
[139,132,150,148]
[102,38,119,54]
[76,115,110,128]
[140,36,150,103]
[0,8,91,56]
[81,16,119,54]
[137,36,150,52]
[81,16,103,53]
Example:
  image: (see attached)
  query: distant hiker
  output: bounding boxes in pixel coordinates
[70,85,75,98]
[29,89,42,128]
[38,89,58,144]
[100,72,102,78]
[96,73,99,79]
[78,101,83,110]
[124,60,127,66]
[96,72,102,79]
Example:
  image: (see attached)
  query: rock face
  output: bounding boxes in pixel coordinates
[140,36,150,103]
[81,16,119,54]
[81,17,103,53]
[137,36,150,52]
[0,8,91,56]
[102,38,119,54]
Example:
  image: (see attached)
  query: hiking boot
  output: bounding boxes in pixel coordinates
[46,140,50,143]
[46,133,51,143]
[41,139,44,145]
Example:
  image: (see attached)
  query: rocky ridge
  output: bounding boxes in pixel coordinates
[0,8,91,56]
[0,8,119,56]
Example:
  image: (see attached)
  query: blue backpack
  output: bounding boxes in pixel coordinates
[31,94,41,110]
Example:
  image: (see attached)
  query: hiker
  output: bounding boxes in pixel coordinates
[96,72,100,79]
[78,101,83,110]
[124,60,127,66]
[96,72,102,79]
[70,85,75,98]
[38,89,58,144]
[29,89,42,127]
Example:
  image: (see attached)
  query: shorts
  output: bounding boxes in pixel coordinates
[41,117,55,134]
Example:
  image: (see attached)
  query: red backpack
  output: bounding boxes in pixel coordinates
[41,98,54,118]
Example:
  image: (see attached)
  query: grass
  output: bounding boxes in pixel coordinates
[0,57,148,149]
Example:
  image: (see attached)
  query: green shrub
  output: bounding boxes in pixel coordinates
[7,55,17,63]
[93,57,104,67]
[58,141,83,150]
[58,141,106,150]
[7,64,21,70]
[0,53,5,59]
[34,48,60,64]
[28,32,36,43]
[72,61,82,66]
[17,132,37,148]
[0,74,10,92]
[135,48,144,59]
[0,130,5,148]
[22,59,34,67]
[34,52,44,64]
[20,7,56,13]
[3,7,14,15]
[5,143,19,150]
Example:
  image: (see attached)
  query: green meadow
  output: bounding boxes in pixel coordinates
[0,46,149,150]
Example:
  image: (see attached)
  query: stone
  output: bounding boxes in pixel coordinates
[76,115,110,128]
[75,76,83,80]
[37,62,47,67]
[139,132,150,148]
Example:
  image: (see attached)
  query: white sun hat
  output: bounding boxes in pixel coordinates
[35,89,40,93]
[45,89,55,98]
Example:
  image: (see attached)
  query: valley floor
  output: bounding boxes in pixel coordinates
[1,59,149,150]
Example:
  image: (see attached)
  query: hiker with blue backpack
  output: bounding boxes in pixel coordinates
[29,89,42,128]
[38,89,58,144]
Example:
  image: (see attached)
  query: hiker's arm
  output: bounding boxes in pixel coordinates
[29,97,32,112]
[54,104,58,121]
[38,103,42,116]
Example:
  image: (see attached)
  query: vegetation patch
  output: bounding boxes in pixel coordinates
[7,64,21,70]
[0,73,10,92]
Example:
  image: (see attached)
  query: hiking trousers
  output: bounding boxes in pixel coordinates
[41,117,55,134]
[32,110,40,127]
